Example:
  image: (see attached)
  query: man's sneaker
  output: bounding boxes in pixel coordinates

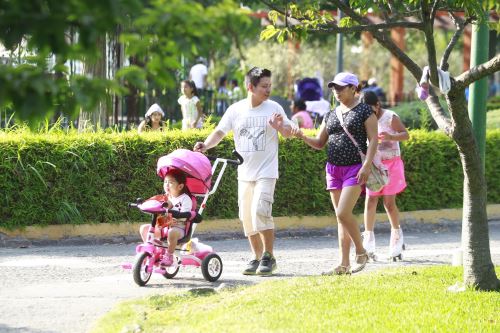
[351,251,369,273]
[256,252,277,276]
[242,259,260,275]
[362,231,376,254]
[160,253,174,266]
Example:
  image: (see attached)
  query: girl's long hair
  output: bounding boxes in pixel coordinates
[167,169,192,197]
[182,80,198,97]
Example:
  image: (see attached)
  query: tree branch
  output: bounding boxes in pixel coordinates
[331,0,422,80]
[259,0,285,17]
[440,14,473,71]
[430,0,440,22]
[318,20,423,32]
[420,0,440,86]
[455,54,500,89]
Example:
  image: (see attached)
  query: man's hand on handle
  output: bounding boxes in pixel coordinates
[193,142,207,153]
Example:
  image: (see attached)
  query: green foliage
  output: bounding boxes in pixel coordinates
[1,129,500,228]
[0,0,258,124]
[487,109,500,129]
[487,96,500,112]
[93,266,500,333]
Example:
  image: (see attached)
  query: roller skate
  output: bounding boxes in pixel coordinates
[388,228,405,261]
[362,230,377,261]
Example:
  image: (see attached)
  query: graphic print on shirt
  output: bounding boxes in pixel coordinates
[238,116,267,152]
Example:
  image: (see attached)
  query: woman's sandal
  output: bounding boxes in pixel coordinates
[322,265,351,276]
[352,252,369,273]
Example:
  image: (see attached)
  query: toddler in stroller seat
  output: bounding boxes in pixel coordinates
[139,168,196,266]
[125,148,242,286]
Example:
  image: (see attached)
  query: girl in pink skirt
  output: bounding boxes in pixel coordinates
[361,90,409,260]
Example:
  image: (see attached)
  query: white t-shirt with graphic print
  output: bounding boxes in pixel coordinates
[216,99,293,181]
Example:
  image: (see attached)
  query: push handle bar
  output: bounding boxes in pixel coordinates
[207,150,244,166]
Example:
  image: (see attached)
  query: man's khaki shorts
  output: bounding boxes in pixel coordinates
[238,178,276,236]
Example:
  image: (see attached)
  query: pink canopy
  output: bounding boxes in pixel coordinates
[157,149,212,195]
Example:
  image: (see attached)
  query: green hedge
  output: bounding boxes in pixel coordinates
[1,129,500,229]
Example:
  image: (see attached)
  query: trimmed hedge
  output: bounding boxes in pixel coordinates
[1,129,499,229]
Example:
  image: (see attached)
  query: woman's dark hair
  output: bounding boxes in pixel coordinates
[182,80,198,97]
[360,90,379,106]
[245,67,271,87]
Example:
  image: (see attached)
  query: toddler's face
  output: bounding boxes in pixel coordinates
[163,174,183,196]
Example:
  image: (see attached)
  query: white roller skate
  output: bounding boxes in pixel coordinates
[362,231,377,261]
[389,228,405,261]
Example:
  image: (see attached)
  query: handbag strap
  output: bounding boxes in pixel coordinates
[335,107,366,159]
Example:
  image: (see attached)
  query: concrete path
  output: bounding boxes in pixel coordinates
[0,222,499,333]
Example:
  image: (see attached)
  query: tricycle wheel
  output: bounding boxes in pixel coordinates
[201,253,223,282]
[132,252,153,286]
[163,258,180,279]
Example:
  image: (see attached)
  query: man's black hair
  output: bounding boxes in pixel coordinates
[245,67,272,87]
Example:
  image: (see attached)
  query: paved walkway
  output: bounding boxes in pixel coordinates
[0,221,499,333]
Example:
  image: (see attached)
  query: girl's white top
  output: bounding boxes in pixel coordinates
[178,95,200,128]
[377,109,401,160]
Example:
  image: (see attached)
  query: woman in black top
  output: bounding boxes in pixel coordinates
[295,72,378,275]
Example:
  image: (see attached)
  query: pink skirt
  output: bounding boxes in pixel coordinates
[367,156,406,197]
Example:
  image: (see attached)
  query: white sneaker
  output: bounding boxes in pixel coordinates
[362,231,376,254]
[389,228,404,259]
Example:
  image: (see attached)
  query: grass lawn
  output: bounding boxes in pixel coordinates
[92,266,500,333]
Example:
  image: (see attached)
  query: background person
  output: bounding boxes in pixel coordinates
[178,80,202,130]
[295,72,378,275]
[290,98,313,129]
[193,67,296,276]
[138,103,166,133]
[361,90,409,260]
[189,57,208,91]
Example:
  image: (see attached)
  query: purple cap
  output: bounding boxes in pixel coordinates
[327,72,359,88]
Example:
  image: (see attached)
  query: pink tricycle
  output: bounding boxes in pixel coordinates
[123,149,242,286]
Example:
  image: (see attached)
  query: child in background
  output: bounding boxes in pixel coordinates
[290,98,314,129]
[138,103,166,133]
[178,80,202,130]
[139,169,193,266]
[360,90,409,259]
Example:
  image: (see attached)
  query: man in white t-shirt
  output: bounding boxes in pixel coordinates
[189,58,208,90]
[194,67,297,276]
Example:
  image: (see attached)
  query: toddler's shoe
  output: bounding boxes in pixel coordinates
[160,253,174,266]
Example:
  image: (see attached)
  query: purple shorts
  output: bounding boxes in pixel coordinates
[325,162,362,190]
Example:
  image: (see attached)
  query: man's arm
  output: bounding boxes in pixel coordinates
[193,129,226,153]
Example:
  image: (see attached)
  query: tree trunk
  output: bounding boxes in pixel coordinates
[445,86,500,291]
[78,36,108,132]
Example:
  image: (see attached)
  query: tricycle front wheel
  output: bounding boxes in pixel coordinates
[132,252,153,286]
